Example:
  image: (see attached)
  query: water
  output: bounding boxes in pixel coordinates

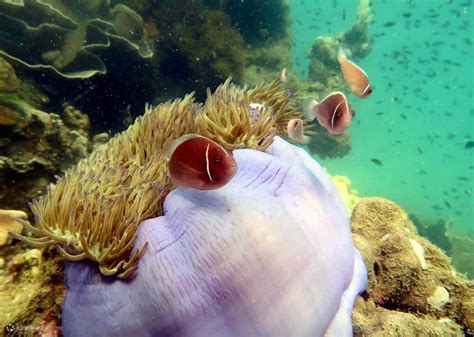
[291,0,474,239]
[0,0,473,334]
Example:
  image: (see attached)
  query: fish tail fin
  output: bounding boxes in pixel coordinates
[303,99,318,122]
[337,46,347,63]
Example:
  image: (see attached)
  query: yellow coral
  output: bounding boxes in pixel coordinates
[12,76,304,278]
[0,209,28,246]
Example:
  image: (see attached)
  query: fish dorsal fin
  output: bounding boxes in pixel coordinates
[337,46,347,63]
[303,99,318,122]
[279,68,288,83]
[162,134,206,160]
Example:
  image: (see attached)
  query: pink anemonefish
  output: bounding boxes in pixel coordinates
[304,91,354,135]
[337,47,372,99]
[287,118,307,144]
[163,134,238,190]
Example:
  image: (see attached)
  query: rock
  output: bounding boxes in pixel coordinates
[353,297,464,337]
[0,209,27,246]
[427,286,450,310]
[351,197,474,335]
[0,57,20,92]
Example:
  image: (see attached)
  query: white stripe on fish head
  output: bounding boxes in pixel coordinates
[331,100,344,129]
[361,82,371,96]
[205,143,214,183]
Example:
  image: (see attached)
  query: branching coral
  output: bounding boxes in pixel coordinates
[12,76,304,278]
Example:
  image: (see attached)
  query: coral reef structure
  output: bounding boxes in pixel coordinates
[161,9,245,89]
[307,0,372,87]
[305,123,352,159]
[0,57,20,92]
[0,246,64,336]
[13,78,303,278]
[0,58,92,212]
[0,209,27,247]
[0,0,152,79]
[61,137,367,336]
[448,231,474,280]
[351,197,474,335]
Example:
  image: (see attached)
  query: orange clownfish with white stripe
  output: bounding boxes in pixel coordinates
[337,47,372,99]
[163,134,238,190]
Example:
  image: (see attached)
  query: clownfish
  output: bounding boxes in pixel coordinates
[287,118,307,144]
[337,47,372,99]
[163,134,237,190]
[304,91,354,135]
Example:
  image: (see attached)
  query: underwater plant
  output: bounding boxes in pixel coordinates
[12,77,304,278]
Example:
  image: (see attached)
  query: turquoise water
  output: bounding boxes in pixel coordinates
[291,0,474,237]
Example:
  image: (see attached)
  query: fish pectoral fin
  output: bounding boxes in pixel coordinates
[170,163,206,188]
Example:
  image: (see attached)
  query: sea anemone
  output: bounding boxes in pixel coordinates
[11,76,306,278]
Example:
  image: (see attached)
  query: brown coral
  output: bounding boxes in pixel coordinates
[12,77,303,278]
[351,197,474,335]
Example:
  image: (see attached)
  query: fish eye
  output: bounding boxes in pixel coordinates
[214,156,221,163]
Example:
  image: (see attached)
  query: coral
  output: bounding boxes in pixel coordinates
[61,105,90,137]
[0,57,20,92]
[13,78,303,278]
[351,197,474,335]
[0,0,152,79]
[241,38,293,87]
[339,0,373,59]
[307,0,372,87]
[447,231,474,280]
[308,36,343,86]
[353,298,464,336]
[332,175,361,214]
[409,214,453,254]
[61,137,367,336]
[0,210,27,247]
[0,60,92,211]
[306,123,352,159]
[0,247,65,335]
[127,0,293,96]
